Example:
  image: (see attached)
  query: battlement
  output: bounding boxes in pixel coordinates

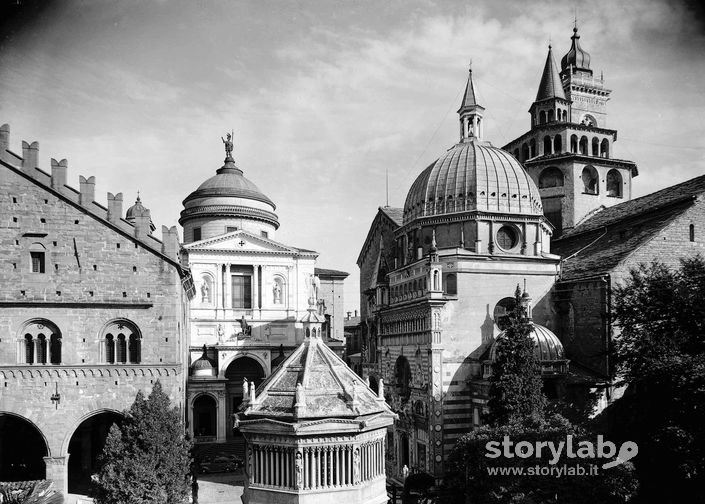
[0,123,181,263]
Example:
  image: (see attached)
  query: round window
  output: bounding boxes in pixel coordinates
[496,225,519,250]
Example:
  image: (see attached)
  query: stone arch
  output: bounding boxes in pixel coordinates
[191,392,218,438]
[61,408,123,458]
[606,169,623,197]
[579,136,589,155]
[554,134,562,153]
[570,134,578,153]
[538,167,565,188]
[394,356,412,401]
[100,318,142,364]
[17,318,62,365]
[539,110,546,124]
[601,138,610,158]
[0,412,50,481]
[592,137,600,156]
[543,135,552,155]
[581,165,599,194]
[548,109,554,122]
[64,409,124,494]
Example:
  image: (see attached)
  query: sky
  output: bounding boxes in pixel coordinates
[1,0,704,312]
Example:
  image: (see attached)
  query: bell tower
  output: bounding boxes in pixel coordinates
[457,67,485,142]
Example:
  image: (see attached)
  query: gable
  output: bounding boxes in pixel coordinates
[184,229,311,256]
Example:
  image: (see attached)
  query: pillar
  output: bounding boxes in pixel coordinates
[216,391,226,442]
[44,456,69,496]
[218,263,224,311]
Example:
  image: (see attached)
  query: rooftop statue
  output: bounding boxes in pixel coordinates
[221,131,234,158]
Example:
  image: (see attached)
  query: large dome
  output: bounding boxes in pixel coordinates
[179,149,280,239]
[490,322,565,363]
[403,140,543,225]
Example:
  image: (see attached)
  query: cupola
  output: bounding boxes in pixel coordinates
[560,25,592,76]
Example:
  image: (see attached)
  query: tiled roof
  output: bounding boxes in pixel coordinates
[240,331,391,421]
[379,206,403,226]
[554,175,705,280]
[536,46,566,102]
[314,267,349,278]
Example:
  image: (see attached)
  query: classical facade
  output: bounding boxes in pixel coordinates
[357,69,565,480]
[0,124,192,498]
[502,26,638,236]
[181,139,347,444]
[236,295,395,504]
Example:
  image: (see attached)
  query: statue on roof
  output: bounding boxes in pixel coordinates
[221,131,234,158]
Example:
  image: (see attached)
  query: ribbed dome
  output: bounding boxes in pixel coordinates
[179,155,280,231]
[403,140,543,224]
[490,322,565,362]
[561,26,591,73]
[191,346,216,378]
[126,195,149,219]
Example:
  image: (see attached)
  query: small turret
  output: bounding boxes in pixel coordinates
[457,66,485,141]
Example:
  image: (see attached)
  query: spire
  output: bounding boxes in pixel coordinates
[535,45,566,102]
[457,65,485,142]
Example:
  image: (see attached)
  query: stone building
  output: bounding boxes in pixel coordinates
[181,139,347,445]
[236,294,395,504]
[0,124,192,498]
[356,68,564,480]
[502,26,638,236]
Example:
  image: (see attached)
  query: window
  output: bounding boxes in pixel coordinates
[103,320,141,364]
[600,139,610,158]
[193,227,201,241]
[554,135,562,153]
[539,167,564,188]
[20,320,61,364]
[232,275,252,309]
[606,169,623,197]
[261,231,268,238]
[592,137,599,156]
[496,225,519,251]
[226,226,238,233]
[543,136,552,155]
[445,274,457,295]
[29,243,46,273]
[581,166,599,194]
[395,356,411,401]
[690,224,695,242]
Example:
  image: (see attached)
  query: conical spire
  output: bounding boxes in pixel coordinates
[458,66,480,112]
[536,45,566,102]
[457,65,485,142]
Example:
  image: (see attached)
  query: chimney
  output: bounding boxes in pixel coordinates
[21,141,39,175]
[79,176,95,206]
[161,225,179,259]
[134,212,151,240]
[51,159,68,190]
[0,124,9,151]
[107,192,123,223]
[354,309,358,318]
[347,311,351,320]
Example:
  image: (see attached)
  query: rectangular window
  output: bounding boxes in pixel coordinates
[231,275,252,309]
[226,226,238,233]
[261,230,268,238]
[193,227,202,241]
[30,252,45,273]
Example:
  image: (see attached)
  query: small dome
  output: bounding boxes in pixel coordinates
[125,195,149,220]
[490,322,566,363]
[192,346,216,378]
[561,26,591,73]
[403,140,543,224]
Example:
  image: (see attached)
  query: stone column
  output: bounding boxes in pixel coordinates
[216,390,226,442]
[253,265,259,313]
[217,263,224,311]
[225,264,232,310]
[44,456,68,496]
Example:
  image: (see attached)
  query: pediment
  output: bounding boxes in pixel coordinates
[184,230,302,254]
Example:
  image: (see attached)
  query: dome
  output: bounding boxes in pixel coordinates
[403,140,543,224]
[179,147,280,233]
[561,26,591,73]
[489,322,566,363]
[191,346,216,378]
[126,194,150,220]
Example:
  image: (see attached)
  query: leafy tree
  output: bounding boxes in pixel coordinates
[607,257,705,504]
[93,381,192,504]
[486,286,546,426]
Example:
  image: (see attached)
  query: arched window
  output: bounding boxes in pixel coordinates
[539,111,546,124]
[529,139,536,158]
[539,167,564,188]
[29,243,46,274]
[563,110,568,122]
[19,320,61,364]
[579,136,588,155]
[581,166,599,194]
[103,320,141,364]
[570,134,578,153]
[432,270,440,291]
[548,109,554,122]
[445,274,457,295]
[592,137,599,156]
[600,139,610,158]
[554,135,562,153]
[543,136,552,155]
[395,356,412,401]
[521,143,529,162]
[557,108,562,121]
[606,169,623,197]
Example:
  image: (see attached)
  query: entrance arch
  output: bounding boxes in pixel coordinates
[225,356,265,439]
[193,394,217,438]
[67,410,123,494]
[0,413,48,481]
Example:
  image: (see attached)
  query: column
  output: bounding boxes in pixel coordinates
[216,391,226,442]
[44,456,68,496]
[218,263,224,310]
[336,446,341,486]
[225,263,232,310]
[322,447,328,488]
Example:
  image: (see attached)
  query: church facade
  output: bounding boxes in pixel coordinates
[0,125,192,497]
[181,139,347,444]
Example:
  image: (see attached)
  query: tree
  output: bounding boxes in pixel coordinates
[607,257,705,503]
[486,286,546,426]
[93,381,192,504]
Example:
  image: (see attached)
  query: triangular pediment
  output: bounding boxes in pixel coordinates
[184,230,312,255]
